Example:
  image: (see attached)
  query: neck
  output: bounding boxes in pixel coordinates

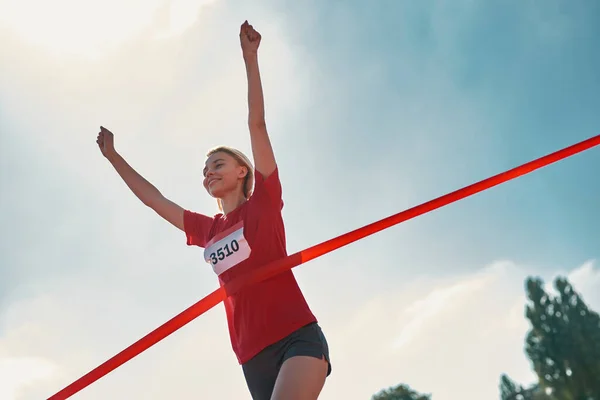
[220,191,247,215]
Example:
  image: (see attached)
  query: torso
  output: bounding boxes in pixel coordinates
[185,168,317,364]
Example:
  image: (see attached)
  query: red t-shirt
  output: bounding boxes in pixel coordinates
[183,167,317,364]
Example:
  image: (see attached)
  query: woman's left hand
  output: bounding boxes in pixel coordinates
[240,20,261,58]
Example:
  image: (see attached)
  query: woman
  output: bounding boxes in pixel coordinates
[96,20,331,400]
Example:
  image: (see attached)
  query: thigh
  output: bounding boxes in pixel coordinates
[271,356,329,400]
[271,323,332,400]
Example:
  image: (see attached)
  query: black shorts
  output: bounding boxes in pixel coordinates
[241,322,332,400]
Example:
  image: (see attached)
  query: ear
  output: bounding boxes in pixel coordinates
[238,165,248,179]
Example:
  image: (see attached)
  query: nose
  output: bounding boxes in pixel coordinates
[204,170,217,185]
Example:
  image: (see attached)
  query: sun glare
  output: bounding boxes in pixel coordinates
[0,0,216,58]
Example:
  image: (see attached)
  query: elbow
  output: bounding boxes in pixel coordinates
[142,198,155,209]
[142,192,163,210]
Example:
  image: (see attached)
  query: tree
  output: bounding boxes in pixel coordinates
[500,374,552,400]
[500,276,600,400]
[371,383,431,400]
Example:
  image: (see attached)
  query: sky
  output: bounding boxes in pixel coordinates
[1,0,599,399]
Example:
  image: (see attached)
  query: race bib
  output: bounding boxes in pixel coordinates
[204,225,251,276]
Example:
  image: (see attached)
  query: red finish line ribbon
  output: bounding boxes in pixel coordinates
[48,134,600,399]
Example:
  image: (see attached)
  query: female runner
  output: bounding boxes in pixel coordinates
[96,20,331,400]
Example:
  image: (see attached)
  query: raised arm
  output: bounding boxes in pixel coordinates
[240,21,277,178]
[96,126,186,231]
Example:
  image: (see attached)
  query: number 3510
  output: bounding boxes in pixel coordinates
[210,239,240,265]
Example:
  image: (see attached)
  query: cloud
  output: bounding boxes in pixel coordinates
[316,260,600,400]
[392,264,498,350]
[0,275,245,399]
[0,357,59,400]
[0,0,219,58]
[542,259,600,307]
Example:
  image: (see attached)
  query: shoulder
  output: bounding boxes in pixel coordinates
[251,166,284,210]
[183,210,222,248]
[184,209,220,227]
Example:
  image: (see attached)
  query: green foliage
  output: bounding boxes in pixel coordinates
[501,276,600,400]
[500,374,552,400]
[371,383,431,400]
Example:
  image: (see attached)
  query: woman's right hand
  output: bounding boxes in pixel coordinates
[97,126,117,160]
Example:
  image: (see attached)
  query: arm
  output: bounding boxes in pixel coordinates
[109,153,185,230]
[240,21,277,178]
[97,126,185,231]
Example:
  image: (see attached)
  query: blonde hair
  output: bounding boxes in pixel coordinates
[206,146,255,211]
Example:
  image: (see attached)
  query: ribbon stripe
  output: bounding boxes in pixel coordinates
[48,134,600,400]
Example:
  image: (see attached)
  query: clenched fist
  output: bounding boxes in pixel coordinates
[96,126,116,160]
[240,20,261,58]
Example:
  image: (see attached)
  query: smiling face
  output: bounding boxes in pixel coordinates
[203,151,249,200]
